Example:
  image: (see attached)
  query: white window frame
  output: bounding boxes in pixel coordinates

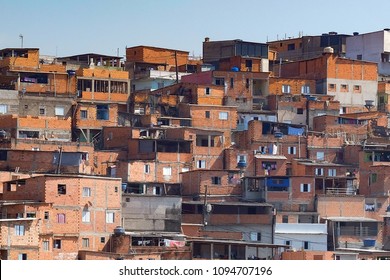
[301,85,310,94]
[15,224,25,236]
[250,232,261,241]
[106,212,115,224]
[0,104,8,114]
[300,183,311,193]
[237,155,247,163]
[197,160,206,169]
[162,166,172,176]
[82,238,90,248]
[316,151,325,161]
[219,112,228,120]
[328,169,337,177]
[42,240,50,251]
[205,87,211,95]
[282,84,291,94]
[315,168,324,176]
[55,106,65,116]
[82,187,91,197]
[82,209,91,223]
[288,146,297,155]
[144,164,150,174]
[181,167,189,173]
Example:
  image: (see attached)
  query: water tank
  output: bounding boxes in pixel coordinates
[231,66,239,72]
[67,70,76,76]
[274,132,283,139]
[363,239,376,247]
[237,159,247,169]
[114,226,125,235]
[353,32,359,36]
[323,47,334,54]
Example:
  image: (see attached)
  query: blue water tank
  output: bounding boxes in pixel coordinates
[237,160,247,169]
[274,132,283,139]
[363,239,376,247]
[67,70,76,76]
[231,67,239,72]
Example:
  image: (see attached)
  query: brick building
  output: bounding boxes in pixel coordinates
[0,174,122,260]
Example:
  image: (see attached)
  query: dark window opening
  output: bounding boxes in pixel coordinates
[97,104,109,120]
[57,184,66,195]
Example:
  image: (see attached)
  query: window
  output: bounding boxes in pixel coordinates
[106,212,115,223]
[181,167,189,173]
[15,225,25,236]
[82,238,90,248]
[55,106,65,116]
[54,240,61,249]
[57,213,66,224]
[39,106,46,115]
[316,152,325,161]
[197,160,206,169]
[381,53,390,62]
[205,111,210,118]
[215,78,224,86]
[96,104,109,120]
[250,232,261,241]
[80,110,88,119]
[205,87,211,95]
[230,77,234,88]
[219,112,228,120]
[369,173,378,185]
[58,184,66,195]
[301,85,310,94]
[353,85,361,93]
[282,85,291,94]
[82,187,91,197]
[0,104,8,114]
[297,108,304,114]
[303,241,309,250]
[340,84,348,92]
[44,211,49,220]
[288,147,296,155]
[153,186,161,195]
[287,43,295,51]
[100,237,106,243]
[300,183,311,192]
[357,54,362,60]
[328,169,337,177]
[285,240,291,246]
[144,164,150,174]
[262,161,277,170]
[315,168,324,176]
[42,240,50,251]
[282,215,288,223]
[246,78,250,88]
[162,166,172,176]
[82,209,91,223]
[237,155,247,164]
[328,83,336,91]
[26,212,36,218]
[18,253,27,260]
[299,204,308,212]
[211,176,221,185]
[245,59,253,69]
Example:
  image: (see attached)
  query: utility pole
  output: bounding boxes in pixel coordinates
[174,51,179,84]
[19,34,23,48]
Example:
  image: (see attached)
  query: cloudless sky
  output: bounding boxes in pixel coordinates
[0,0,389,58]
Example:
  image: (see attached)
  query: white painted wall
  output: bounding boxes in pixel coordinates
[274,223,328,251]
[346,30,390,76]
[326,78,377,108]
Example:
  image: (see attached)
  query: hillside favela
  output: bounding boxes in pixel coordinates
[1,29,390,261]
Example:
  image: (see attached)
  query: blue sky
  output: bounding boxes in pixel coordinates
[0,0,389,57]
